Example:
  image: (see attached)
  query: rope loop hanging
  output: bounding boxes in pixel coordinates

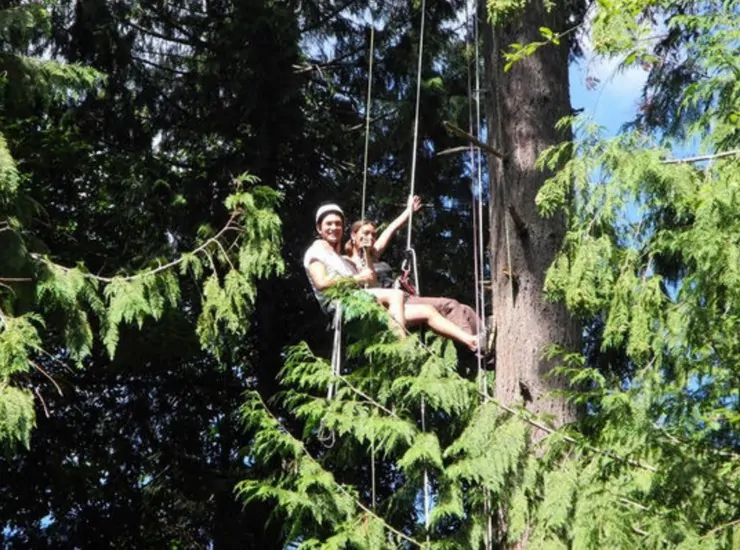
[318,302,343,448]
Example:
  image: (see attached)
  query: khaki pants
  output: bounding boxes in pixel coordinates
[405,295,481,336]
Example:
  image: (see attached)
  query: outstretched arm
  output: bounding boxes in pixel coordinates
[373,195,422,257]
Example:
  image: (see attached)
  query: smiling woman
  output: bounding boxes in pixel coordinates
[303,203,407,331]
[303,203,483,352]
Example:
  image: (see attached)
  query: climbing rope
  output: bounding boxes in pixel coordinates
[405,0,426,250]
[421,396,431,544]
[473,4,488,384]
[404,0,431,536]
[361,24,375,222]
[465,0,484,382]
[402,0,427,298]
[361,19,379,512]
[465,2,493,547]
[329,302,343,400]
[473,10,495,543]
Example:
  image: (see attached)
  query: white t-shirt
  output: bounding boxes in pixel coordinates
[303,240,358,310]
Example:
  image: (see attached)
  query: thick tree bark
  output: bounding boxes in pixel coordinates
[481,0,580,429]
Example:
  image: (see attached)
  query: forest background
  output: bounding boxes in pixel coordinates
[0,0,738,548]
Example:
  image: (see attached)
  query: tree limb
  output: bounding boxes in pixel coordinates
[443,121,506,159]
[31,212,242,283]
[662,149,740,164]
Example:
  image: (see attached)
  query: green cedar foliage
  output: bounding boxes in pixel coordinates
[239,288,735,548]
[239,290,695,548]
[1,171,283,450]
[0,1,99,450]
[238,290,529,548]
[532,0,739,547]
[1,151,283,451]
[0,4,284,451]
[0,0,481,545]
[0,3,100,201]
[239,0,739,548]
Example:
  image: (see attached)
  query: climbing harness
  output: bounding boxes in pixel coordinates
[397,248,419,295]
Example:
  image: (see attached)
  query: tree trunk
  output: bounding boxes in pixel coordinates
[481,0,580,430]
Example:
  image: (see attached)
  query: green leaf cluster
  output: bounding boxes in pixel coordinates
[0,9,284,447]
[240,1,740,545]
[0,179,283,448]
[239,287,738,548]
[528,0,740,547]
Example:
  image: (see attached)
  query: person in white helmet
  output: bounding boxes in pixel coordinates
[304,203,482,352]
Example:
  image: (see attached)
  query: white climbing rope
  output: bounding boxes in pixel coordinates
[361,24,375,222]
[405,0,427,253]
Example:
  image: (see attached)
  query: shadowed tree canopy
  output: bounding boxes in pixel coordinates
[1,0,484,547]
[2,0,737,547]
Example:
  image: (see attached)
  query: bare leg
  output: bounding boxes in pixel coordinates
[365,288,407,336]
[404,304,478,351]
[406,295,481,335]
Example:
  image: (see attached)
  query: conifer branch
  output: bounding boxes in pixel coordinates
[490,396,658,472]
[443,121,506,159]
[397,324,660,473]
[123,19,206,48]
[31,213,241,284]
[30,360,63,396]
[344,109,402,133]
[34,387,50,418]
[299,0,362,34]
[213,239,236,272]
[618,497,649,512]
[131,55,191,76]
[252,392,426,549]
[661,149,740,164]
[435,145,470,156]
[336,373,400,420]
[36,347,76,374]
[655,424,740,460]
[292,45,366,75]
[701,517,740,539]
